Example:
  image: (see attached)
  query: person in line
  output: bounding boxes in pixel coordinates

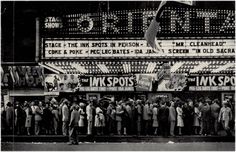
[169,101,176,136]
[15,102,26,135]
[43,102,53,135]
[106,101,116,135]
[86,100,94,136]
[24,101,32,135]
[136,99,143,136]
[78,102,86,135]
[158,101,169,137]
[176,102,184,135]
[193,103,201,135]
[218,100,232,136]
[94,104,105,135]
[143,100,152,136]
[68,105,80,145]
[210,99,220,135]
[152,103,159,135]
[116,101,124,135]
[1,102,6,135]
[183,100,194,135]
[62,99,69,136]
[125,101,133,135]
[200,98,211,136]
[34,101,43,135]
[52,104,59,135]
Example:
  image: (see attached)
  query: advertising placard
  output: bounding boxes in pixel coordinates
[1,66,44,88]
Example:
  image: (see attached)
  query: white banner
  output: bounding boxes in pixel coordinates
[44,39,235,58]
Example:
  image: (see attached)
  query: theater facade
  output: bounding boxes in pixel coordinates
[1,2,235,105]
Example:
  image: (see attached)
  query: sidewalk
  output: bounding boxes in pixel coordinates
[1,134,235,143]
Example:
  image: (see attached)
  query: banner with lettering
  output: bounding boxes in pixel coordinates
[43,39,235,58]
[1,66,44,88]
[45,74,135,92]
[187,75,235,91]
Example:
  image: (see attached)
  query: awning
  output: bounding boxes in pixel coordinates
[41,60,235,75]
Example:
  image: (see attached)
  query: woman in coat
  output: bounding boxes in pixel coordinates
[193,103,201,135]
[152,103,159,135]
[78,103,86,134]
[176,103,184,135]
[24,101,32,135]
[52,105,59,135]
[116,101,124,135]
[95,105,105,135]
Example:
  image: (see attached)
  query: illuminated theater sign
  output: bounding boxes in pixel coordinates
[41,7,235,37]
[187,75,235,91]
[43,39,235,58]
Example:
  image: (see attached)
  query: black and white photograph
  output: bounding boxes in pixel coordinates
[1,0,235,151]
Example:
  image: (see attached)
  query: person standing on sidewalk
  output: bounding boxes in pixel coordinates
[176,102,184,135]
[158,101,169,137]
[152,103,159,135]
[210,99,220,135]
[24,101,32,135]
[200,99,211,136]
[143,100,152,136]
[116,101,124,135]
[34,101,43,135]
[86,100,94,136]
[62,99,69,136]
[106,101,116,135]
[52,104,59,135]
[136,99,142,136]
[68,105,80,145]
[218,100,232,136]
[78,103,86,135]
[193,103,201,135]
[169,101,176,136]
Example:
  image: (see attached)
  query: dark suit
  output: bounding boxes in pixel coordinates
[158,105,169,137]
[69,109,80,144]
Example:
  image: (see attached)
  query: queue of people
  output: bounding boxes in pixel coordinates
[1,97,234,139]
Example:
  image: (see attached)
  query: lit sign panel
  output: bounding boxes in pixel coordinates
[187,75,235,91]
[41,7,235,38]
[43,39,235,58]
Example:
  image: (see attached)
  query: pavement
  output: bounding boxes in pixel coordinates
[1,142,235,151]
[1,135,235,143]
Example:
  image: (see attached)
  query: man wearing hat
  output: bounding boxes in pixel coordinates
[210,99,220,135]
[218,100,232,136]
[116,101,124,135]
[62,99,69,136]
[200,98,211,136]
[136,99,142,136]
[68,105,80,145]
[86,100,94,135]
[106,101,116,135]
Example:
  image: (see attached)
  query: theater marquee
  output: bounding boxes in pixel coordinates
[43,39,235,58]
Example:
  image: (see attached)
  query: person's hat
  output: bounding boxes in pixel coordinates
[205,98,211,102]
[79,102,85,107]
[222,100,228,104]
[153,103,158,107]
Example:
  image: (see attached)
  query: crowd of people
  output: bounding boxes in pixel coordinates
[1,96,234,140]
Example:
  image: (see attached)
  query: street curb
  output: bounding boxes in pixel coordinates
[1,135,235,143]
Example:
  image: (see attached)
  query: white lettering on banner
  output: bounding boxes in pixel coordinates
[89,76,134,87]
[196,76,235,86]
[44,39,235,58]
